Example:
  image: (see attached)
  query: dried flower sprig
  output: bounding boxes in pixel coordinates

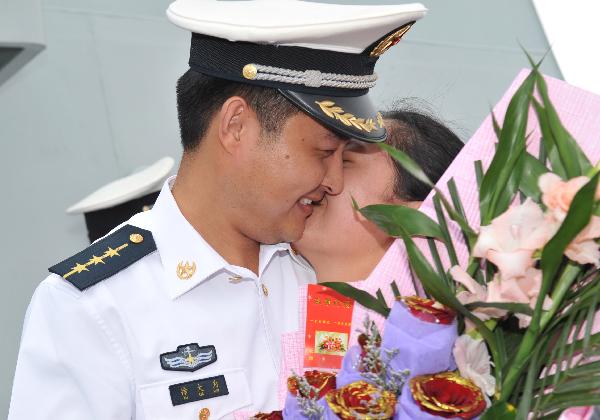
[357,317,410,395]
[290,372,325,419]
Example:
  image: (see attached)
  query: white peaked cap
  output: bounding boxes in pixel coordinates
[167,0,427,54]
[67,157,175,214]
[166,0,427,143]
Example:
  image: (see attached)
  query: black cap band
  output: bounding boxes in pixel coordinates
[189,33,378,97]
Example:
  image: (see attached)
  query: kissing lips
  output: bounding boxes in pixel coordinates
[297,195,324,216]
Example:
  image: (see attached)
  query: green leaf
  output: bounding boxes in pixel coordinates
[535,392,600,413]
[519,152,549,201]
[534,71,592,177]
[378,143,478,247]
[495,141,527,216]
[432,194,459,267]
[480,402,517,420]
[379,143,433,187]
[376,288,386,306]
[357,203,444,240]
[479,69,535,224]
[517,342,542,419]
[554,376,600,394]
[464,301,533,316]
[532,98,567,179]
[427,238,451,289]
[320,282,390,318]
[491,111,502,140]
[475,160,484,189]
[390,280,401,299]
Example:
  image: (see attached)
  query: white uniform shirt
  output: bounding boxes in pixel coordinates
[9,177,316,419]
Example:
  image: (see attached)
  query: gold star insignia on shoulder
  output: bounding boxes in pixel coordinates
[49,225,156,291]
[104,246,121,258]
[72,263,89,274]
[88,255,105,265]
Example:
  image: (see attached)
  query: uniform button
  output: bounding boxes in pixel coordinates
[199,407,210,420]
[228,275,243,284]
[129,233,144,244]
[261,284,269,297]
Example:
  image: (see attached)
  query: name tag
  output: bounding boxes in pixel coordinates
[169,375,229,406]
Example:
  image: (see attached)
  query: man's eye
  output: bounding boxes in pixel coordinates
[320,149,336,157]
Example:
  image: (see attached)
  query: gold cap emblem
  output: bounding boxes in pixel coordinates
[369,22,414,57]
[176,261,196,280]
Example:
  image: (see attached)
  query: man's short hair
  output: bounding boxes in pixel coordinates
[383,109,463,202]
[176,69,300,151]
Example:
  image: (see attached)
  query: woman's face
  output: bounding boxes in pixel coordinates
[293,139,400,261]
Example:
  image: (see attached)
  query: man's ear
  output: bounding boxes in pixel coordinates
[217,96,257,154]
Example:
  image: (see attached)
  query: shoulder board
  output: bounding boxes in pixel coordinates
[49,224,156,291]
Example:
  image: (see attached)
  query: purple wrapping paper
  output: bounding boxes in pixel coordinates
[382,300,457,378]
[335,345,365,388]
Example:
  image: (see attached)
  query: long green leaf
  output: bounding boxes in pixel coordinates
[464,301,533,315]
[532,98,568,179]
[554,376,600,394]
[479,70,535,224]
[320,282,390,318]
[356,203,444,240]
[520,152,549,201]
[432,194,459,267]
[379,143,433,186]
[535,71,592,177]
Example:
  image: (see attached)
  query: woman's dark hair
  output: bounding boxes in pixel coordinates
[383,109,463,201]
[176,69,299,151]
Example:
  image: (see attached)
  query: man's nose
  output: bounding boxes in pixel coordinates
[321,151,344,195]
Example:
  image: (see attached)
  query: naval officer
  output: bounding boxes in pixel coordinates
[8,0,426,418]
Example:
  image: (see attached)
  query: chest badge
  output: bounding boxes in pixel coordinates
[160,343,217,372]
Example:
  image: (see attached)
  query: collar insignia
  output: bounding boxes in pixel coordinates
[160,343,217,372]
[176,261,196,280]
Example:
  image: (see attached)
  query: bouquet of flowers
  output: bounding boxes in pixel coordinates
[256,59,600,419]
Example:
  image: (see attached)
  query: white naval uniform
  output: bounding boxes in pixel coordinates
[9,177,316,419]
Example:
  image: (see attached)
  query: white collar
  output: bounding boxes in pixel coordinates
[151,176,291,299]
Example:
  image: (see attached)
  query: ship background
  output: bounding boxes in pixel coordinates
[1,0,597,416]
